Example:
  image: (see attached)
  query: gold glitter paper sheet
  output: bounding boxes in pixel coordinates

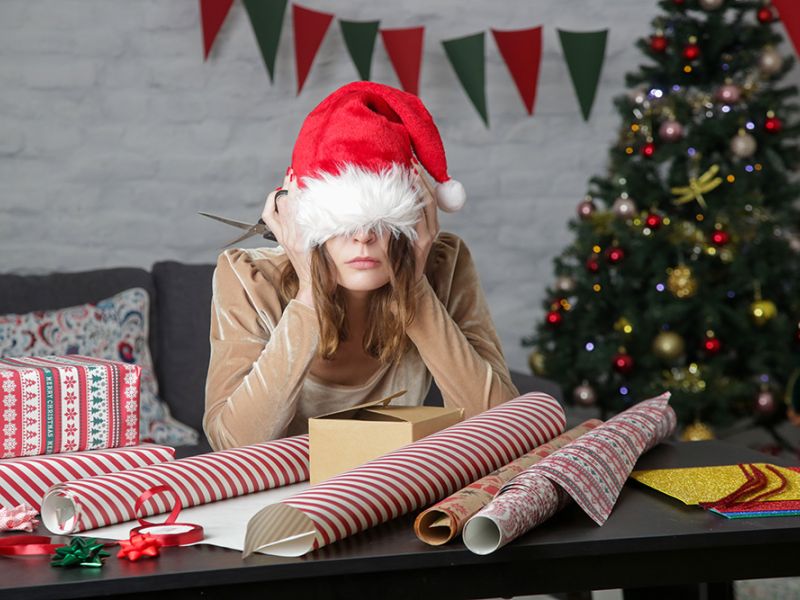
[630,464,800,505]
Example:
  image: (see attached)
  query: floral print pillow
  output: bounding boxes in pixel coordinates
[0,288,198,446]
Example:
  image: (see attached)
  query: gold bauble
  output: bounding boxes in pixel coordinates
[681,420,715,441]
[667,266,697,298]
[653,331,685,362]
[528,350,547,376]
[750,299,777,326]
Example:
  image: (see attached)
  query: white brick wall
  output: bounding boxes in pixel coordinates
[2,0,799,373]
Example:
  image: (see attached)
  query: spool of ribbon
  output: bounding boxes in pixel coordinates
[671,164,722,209]
[0,535,64,556]
[129,485,204,547]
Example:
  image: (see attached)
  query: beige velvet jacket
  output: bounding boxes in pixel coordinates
[203,232,519,451]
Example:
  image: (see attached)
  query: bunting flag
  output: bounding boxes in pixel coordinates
[442,32,488,126]
[491,26,543,116]
[199,0,234,61]
[293,4,334,95]
[340,20,380,81]
[243,0,289,83]
[557,29,608,121]
[773,0,800,59]
[380,27,425,96]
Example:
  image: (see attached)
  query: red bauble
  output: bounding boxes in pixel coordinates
[673,0,685,5]
[682,44,700,61]
[650,35,668,53]
[642,142,656,158]
[765,116,783,133]
[710,230,730,246]
[757,6,775,23]
[613,353,635,375]
[605,247,626,264]
[703,337,722,355]
[645,213,663,229]
[546,310,563,326]
[586,257,600,273]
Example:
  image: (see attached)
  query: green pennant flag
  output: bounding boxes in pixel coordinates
[557,29,608,121]
[243,0,289,83]
[339,20,380,81]
[442,32,488,127]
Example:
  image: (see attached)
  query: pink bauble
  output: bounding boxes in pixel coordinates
[715,84,741,104]
[659,120,684,142]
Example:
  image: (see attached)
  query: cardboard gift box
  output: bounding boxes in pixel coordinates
[0,354,141,458]
[309,391,464,484]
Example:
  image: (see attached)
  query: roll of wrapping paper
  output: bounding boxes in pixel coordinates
[243,392,566,557]
[0,444,175,511]
[463,392,676,555]
[414,419,602,545]
[40,435,309,534]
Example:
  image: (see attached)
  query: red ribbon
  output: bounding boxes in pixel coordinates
[0,535,64,556]
[128,485,204,548]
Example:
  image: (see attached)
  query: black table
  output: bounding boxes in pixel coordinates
[2,440,799,600]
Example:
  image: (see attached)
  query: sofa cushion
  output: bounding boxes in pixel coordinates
[151,261,215,437]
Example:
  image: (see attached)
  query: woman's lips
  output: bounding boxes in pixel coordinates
[346,258,381,269]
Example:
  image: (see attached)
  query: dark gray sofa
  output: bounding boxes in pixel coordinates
[0,261,563,453]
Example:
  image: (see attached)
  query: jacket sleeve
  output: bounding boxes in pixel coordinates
[404,237,519,419]
[202,250,320,450]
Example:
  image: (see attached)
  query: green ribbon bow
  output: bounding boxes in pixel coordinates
[51,537,110,568]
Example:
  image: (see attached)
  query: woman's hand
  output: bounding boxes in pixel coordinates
[411,158,440,285]
[261,168,315,308]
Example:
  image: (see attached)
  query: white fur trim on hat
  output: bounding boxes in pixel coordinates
[295,163,426,250]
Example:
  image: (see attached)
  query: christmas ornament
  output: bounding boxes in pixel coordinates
[51,537,110,568]
[614,317,634,334]
[645,213,663,229]
[671,164,722,209]
[699,0,724,9]
[715,83,741,104]
[765,114,783,133]
[605,246,625,264]
[528,350,546,376]
[703,335,722,355]
[586,256,600,273]
[641,141,656,158]
[673,0,686,5]
[653,331,685,362]
[757,6,775,23]
[759,47,784,76]
[682,43,700,61]
[573,382,597,406]
[612,196,637,218]
[546,310,563,326]
[658,120,684,142]
[730,130,757,158]
[710,230,730,246]
[680,421,715,441]
[667,265,698,298]
[577,198,596,219]
[650,34,668,53]
[613,352,634,375]
[750,299,777,325]
[555,275,576,294]
[755,388,777,416]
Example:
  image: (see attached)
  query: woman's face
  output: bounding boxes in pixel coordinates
[324,230,392,292]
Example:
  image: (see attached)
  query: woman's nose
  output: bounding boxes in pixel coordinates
[353,229,376,244]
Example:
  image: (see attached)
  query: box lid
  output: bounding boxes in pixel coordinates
[312,390,408,421]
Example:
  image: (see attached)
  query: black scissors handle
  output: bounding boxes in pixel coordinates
[257,219,277,242]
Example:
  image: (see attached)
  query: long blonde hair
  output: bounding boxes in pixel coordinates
[279,234,419,363]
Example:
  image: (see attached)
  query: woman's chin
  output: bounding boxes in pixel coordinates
[338,273,391,292]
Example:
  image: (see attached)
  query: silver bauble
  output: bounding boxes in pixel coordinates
[699,0,724,10]
[573,382,597,407]
[555,276,576,294]
[658,120,684,142]
[730,131,757,158]
[612,196,637,219]
[759,48,784,76]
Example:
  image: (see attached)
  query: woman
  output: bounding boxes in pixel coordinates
[203,82,518,450]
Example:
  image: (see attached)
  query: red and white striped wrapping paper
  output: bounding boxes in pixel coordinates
[243,392,566,557]
[462,392,676,555]
[0,354,141,458]
[0,444,175,511]
[40,435,309,534]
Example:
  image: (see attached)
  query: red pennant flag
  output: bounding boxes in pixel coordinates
[774,0,800,59]
[491,26,543,115]
[380,27,425,96]
[293,4,334,95]
[199,0,234,61]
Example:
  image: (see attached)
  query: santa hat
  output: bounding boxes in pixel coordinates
[290,81,465,249]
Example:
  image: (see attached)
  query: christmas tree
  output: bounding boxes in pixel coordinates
[524,0,800,438]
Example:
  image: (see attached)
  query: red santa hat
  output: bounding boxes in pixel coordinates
[290,81,466,249]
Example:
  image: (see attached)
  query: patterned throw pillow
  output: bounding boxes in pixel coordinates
[0,288,199,446]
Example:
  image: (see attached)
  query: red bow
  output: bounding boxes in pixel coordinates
[116,533,161,562]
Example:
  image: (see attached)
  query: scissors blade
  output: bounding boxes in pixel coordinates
[221,228,261,247]
[198,211,257,232]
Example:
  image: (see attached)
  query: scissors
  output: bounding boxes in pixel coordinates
[198,190,286,247]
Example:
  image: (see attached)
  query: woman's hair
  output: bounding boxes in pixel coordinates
[278,234,419,364]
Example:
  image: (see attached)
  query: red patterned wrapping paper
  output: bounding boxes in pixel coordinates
[0,444,175,511]
[0,355,142,458]
[414,419,603,545]
[243,392,566,557]
[463,392,676,555]
[40,435,309,534]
